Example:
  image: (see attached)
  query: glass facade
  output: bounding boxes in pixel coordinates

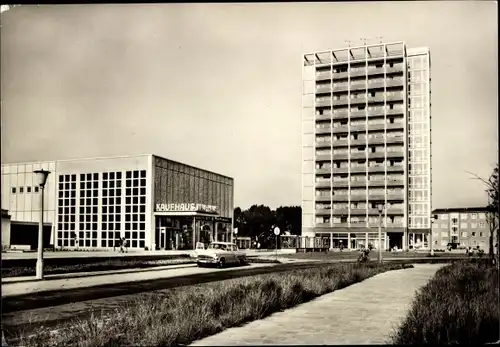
[407,51,431,229]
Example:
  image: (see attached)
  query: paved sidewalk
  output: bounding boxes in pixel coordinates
[190,263,444,346]
[1,263,277,298]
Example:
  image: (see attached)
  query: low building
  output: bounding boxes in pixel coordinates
[1,154,234,251]
[431,207,491,250]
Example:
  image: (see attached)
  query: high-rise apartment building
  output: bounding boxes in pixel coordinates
[301,41,431,251]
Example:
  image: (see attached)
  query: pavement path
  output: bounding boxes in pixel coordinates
[190,263,444,346]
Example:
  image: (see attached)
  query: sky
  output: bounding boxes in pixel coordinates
[1,2,498,211]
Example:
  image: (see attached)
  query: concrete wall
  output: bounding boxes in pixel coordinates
[1,161,56,225]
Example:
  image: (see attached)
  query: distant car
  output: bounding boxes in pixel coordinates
[196,242,247,268]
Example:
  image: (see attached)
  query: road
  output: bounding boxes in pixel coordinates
[1,261,335,340]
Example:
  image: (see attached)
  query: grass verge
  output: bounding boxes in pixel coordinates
[11,262,413,347]
[390,259,499,345]
[1,258,196,278]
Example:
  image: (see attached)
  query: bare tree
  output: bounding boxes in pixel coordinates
[467,164,499,265]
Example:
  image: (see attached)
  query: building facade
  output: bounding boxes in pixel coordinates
[431,207,491,250]
[301,41,431,250]
[1,154,234,250]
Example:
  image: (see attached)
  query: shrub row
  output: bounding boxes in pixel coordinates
[391,260,499,345]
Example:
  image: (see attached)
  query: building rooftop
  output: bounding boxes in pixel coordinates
[432,207,491,214]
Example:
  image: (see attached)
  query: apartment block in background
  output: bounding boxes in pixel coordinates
[301,41,431,251]
[432,207,491,250]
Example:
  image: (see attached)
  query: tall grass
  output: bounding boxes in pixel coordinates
[12,262,412,347]
[391,260,499,345]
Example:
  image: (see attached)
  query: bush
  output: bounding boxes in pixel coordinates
[12,263,412,347]
[391,260,499,345]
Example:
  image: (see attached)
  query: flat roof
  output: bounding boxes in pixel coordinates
[2,153,233,180]
[432,207,490,214]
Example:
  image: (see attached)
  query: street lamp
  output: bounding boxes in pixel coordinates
[234,227,238,246]
[377,203,384,263]
[34,169,50,280]
[430,214,438,256]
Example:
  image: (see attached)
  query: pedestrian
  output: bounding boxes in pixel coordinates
[339,241,344,252]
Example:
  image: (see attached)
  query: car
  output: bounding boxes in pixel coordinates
[195,242,247,268]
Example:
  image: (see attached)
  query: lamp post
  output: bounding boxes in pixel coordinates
[377,203,384,263]
[34,169,50,280]
[430,214,438,256]
[234,228,238,247]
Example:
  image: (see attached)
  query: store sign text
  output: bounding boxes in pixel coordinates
[156,203,217,213]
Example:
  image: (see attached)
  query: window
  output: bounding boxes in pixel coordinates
[472,232,476,237]
[479,232,484,237]
[27,186,32,193]
[479,222,486,228]
[471,223,477,229]
[440,214,448,220]
[460,223,467,229]
[19,187,24,193]
[441,223,447,228]
[461,232,467,237]
[11,187,16,194]
[34,186,39,193]
[460,213,468,220]
[471,213,478,220]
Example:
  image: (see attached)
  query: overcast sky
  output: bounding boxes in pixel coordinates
[1,2,497,210]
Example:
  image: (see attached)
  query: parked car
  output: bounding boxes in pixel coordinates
[195,242,247,268]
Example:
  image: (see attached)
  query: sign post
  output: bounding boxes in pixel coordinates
[274,226,280,261]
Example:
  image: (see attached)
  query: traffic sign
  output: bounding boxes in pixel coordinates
[274,226,280,236]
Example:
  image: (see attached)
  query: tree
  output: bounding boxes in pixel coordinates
[467,164,499,264]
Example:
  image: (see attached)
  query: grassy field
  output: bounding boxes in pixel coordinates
[2,257,280,278]
[390,259,499,345]
[12,262,413,347]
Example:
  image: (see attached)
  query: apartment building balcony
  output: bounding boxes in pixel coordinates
[315,222,332,228]
[386,108,405,116]
[385,135,405,145]
[332,195,350,202]
[386,151,405,159]
[366,67,385,76]
[350,194,367,201]
[315,195,331,202]
[315,209,332,215]
[316,127,332,135]
[316,140,332,149]
[348,166,367,174]
[386,93,405,102]
[386,165,405,173]
[332,111,350,120]
[332,72,348,80]
[316,71,331,81]
[329,222,349,228]
[332,209,349,216]
[332,126,350,134]
[387,208,404,215]
[316,85,332,93]
[368,180,386,187]
[350,208,367,215]
[386,66,404,74]
[316,114,332,121]
[366,80,404,90]
[387,192,404,200]
[350,180,368,187]
[316,154,332,161]
[367,151,387,159]
[349,139,368,146]
[332,153,349,160]
[332,180,349,187]
[348,151,367,160]
[387,179,405,186]
[367,193,386,200]
[333,84,350,92]
[315,180,332,188]
[316,168,332,174]
[349,96,368,106]
[331,139,348,147]
[350,81,367,91]
[316,99,332,107]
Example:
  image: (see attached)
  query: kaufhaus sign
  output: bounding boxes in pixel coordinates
[156,203,218,213]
